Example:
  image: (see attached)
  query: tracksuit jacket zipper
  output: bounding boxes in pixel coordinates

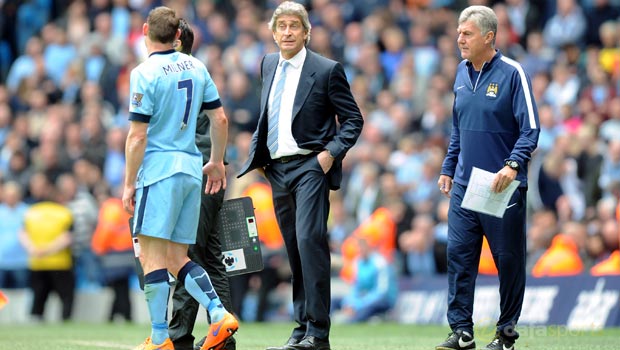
[469,61,488,92]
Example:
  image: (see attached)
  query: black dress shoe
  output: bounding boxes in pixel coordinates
[289,336,330,350]
[266,337,301,350]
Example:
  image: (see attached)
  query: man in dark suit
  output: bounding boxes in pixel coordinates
[169,19,236,350]
[238,2,363,350]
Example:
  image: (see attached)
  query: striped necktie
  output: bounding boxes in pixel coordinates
[267,61,290,155]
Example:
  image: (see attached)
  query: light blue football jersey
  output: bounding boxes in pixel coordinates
[128,49,220,187]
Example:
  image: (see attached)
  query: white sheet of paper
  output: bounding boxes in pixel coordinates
[461,167,520,218]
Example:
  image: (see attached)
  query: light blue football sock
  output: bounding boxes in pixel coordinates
[144,269,170,344]
[178,261,225,322]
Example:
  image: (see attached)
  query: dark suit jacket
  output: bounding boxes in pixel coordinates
[238,49,363,190]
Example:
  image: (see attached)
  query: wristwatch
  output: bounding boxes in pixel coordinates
[505,160,519,171]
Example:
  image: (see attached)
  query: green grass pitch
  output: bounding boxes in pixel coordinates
[0,322,619,350]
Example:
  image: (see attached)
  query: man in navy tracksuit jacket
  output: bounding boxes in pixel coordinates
[436,6,539,350]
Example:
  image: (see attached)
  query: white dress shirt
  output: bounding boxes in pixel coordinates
[268,47,312,159]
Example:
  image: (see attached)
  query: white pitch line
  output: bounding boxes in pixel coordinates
[69,340,134,349]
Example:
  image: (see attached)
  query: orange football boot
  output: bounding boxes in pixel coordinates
[200,312,239,350]
[134,337,175,350]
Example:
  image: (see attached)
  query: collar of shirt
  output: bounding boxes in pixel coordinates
[465,50,501,72]
[279,46,306,70]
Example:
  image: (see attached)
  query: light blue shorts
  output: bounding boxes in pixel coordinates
[133,172,201,244]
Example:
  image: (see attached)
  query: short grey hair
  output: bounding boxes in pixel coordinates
[268,1,311,45]
[458,5,497,46]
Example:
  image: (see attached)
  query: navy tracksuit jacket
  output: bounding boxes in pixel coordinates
[440,51,540,339]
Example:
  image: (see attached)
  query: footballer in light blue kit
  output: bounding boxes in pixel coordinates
[128,46,220,244]
[123,7,237,350]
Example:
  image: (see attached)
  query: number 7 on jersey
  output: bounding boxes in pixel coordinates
[178,79,193,130]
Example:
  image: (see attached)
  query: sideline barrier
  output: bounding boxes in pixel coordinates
[1,275,619,327]
[394,275,620,330]
[0,289,159,324]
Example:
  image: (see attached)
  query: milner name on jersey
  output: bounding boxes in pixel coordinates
[162,59,196,75]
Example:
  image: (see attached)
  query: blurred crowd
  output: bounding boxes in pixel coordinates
[1,0,620,322]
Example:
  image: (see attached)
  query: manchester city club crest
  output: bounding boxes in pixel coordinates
[486,83,498,98]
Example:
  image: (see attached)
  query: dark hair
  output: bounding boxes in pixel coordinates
[178,18,194,55]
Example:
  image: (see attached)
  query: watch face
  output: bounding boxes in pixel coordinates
[507,160,518,169]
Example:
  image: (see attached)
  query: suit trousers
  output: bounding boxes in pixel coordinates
[169,184,235,350]
[266,155,332,340]
[446,182,527,340]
